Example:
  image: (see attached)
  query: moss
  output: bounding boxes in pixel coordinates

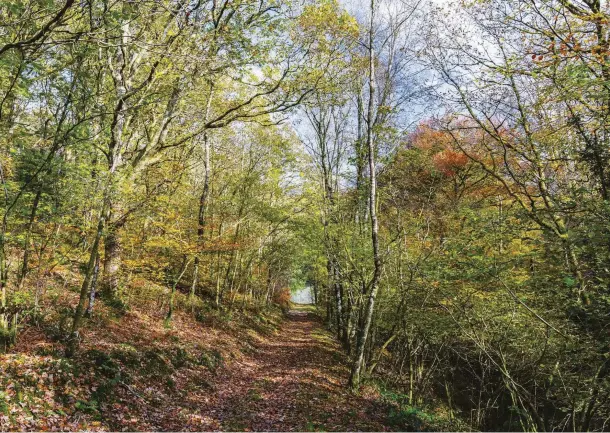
[169,347,191,368]
[0,392,8,415]
[197,348,223,372]
[86,349,120,378]
[142,349,174,377]
[111,344,140,367]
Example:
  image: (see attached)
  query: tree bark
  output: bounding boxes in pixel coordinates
[18,186,42,288]
[191,84,214,300]
[66,211,105,357]
[166,255,191,325]
[85,255,100,317]
[350,0,381,390]
[103,222,122,300]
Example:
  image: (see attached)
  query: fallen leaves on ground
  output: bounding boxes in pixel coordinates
[1,307,394,431]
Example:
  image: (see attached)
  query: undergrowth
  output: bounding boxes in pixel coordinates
[375,382,471,432]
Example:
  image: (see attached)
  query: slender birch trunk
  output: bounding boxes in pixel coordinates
[350,0,381,389]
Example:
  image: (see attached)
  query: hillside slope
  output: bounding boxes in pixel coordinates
[1,301,397,431]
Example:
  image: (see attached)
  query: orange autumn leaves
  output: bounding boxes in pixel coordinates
[408,123,469,178]
[274,288,292,312]
[433,150,469,177]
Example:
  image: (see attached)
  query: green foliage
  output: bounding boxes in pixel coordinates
[197,349,224,372]
[3,0,610,431]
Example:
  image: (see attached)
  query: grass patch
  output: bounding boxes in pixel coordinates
[310,328,335,345]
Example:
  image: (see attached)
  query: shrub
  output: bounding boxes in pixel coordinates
[273,287,292,313]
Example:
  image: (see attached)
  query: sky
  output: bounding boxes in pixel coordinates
[291,286,315,304]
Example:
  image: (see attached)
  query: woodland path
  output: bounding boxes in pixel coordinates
[198,307,392,431]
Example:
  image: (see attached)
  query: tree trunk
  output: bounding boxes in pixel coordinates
[66,212,105,357]
[350,0,381,389]
[214,219,224,307]
[166,255,191,325]
[85,255,100,317]
[355,88,366,229]
[335,270,349,348]
[326,286,333,331]
[191,84,214,300]
[0,162,9,302]
[328,259,344,340]
[103,224,121,300]
[265,266,273,306]
[18,186,42,288]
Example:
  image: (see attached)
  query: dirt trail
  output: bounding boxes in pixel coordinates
[198,308,391,431]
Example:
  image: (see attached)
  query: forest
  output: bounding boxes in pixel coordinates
[1,0,610,431]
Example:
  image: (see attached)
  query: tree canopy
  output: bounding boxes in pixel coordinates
[1,0,610,431]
